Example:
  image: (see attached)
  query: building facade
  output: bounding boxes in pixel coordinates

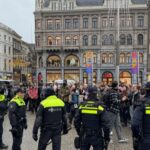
[0,23,13,79]
[35,0,148,85]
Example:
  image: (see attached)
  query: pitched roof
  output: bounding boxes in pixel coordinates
[76,0,104,6]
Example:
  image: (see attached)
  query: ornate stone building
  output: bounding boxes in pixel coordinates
[35,0,148,85]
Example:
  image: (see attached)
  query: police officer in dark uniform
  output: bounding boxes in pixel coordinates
[74,86,110,150]
[132,81,150,150]
[8,88,27,150]
[32,88,68,150]
[0,88,8,149]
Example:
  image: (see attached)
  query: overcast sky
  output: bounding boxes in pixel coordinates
[0,0,35,43]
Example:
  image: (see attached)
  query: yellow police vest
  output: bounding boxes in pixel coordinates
[0,94,5,102]
[145,105,150,115]
[41,95,65,108]
[10,95,25,106]
[79,101,104,115]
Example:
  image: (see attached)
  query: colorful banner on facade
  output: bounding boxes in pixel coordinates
[131,52,138,74]
[85,51,93,74]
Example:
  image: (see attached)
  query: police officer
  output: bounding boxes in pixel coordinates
[131,81,150,150]
[8,88,27,150]
[0,88,8,149]
[32,88,68,150]
[74,86,110,150]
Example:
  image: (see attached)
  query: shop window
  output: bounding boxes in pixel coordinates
[120,71,131,85]
[102,72,113,84]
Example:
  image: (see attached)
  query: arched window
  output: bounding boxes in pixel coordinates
[139,53,143,64]
[126,53,131,64]
[48,36,53,45]
[83,35,88,46]
[65,36,71,45]
[55,37,61,45]
[120,53,125,64]
[109,34,114,45]
[120,34,126,45]
[108,53,113,63]
[65,55,79,67]
[138,34,143,45]
[92,35,97,46]
[120,71,131,85]
[73,36,79,45]
[102,35,109,45]
[47,55,61,67]
[39,57,43,68]
[127,34,132,45]
[102,53,107,64]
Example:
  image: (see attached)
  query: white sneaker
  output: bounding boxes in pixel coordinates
[110,131,113,136]
[110,139,113,144]
[118,138,128,143]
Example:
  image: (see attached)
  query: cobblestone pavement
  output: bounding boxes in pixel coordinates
[3,112,133,150]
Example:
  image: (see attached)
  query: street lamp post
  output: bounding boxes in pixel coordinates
[116,0,120,84]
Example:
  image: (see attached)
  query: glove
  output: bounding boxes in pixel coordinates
[10,128,19,137]
[63,129,68,135]
[24,124,28,130]
[33,133,38,141]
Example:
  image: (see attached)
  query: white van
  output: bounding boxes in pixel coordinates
[54,79,76,86]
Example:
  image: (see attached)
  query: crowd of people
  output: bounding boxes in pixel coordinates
[0,80,149,150]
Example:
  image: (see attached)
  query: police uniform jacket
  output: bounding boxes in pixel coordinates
[33,95,67,135]
[0,94,7,119]
[132,95,150,141]
[9,95,27,128]
[74,99,110,140]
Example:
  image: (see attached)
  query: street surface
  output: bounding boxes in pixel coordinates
[3,112,133,150]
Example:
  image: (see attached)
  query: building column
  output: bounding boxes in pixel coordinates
[97,69,101,83]
[80,68,83,84]
[62,56,64,80]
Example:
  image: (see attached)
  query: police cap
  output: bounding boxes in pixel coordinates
[45,88,55,97]
[88,86,97,94]
[15,88,24,94]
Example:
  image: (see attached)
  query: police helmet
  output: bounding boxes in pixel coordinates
[45,88,55,97]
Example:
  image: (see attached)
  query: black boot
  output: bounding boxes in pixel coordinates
[0,143,8,149]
